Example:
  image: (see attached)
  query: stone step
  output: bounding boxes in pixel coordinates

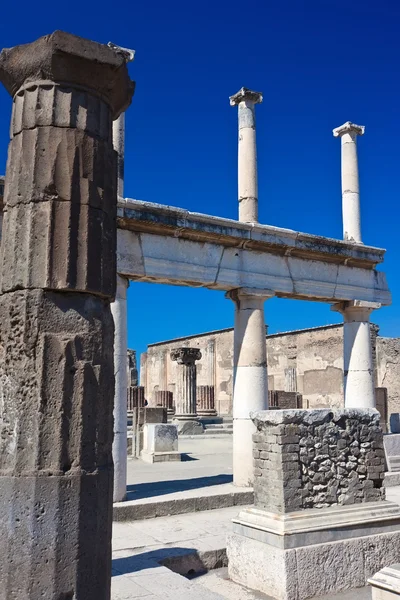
[204,428,232,435]
[204,423,233,430]
[113,484,253,522]
[388,456,400,472]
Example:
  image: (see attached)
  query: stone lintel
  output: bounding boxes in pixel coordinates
[170,347,202,365]
[233,502,400,549]
[230,87,263,106]
[0,30,135,118]
[368,564,400,594]
[333,121,365,138]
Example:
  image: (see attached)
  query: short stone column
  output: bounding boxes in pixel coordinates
[226,288,273,486]
[111,275,129,502]
[197,385,217,416]
[127,386,145,410]
[155,390,174,415]
[332,300,380,409]
[0,31,133,600]
[333,121,365,243]
[230,87,263,223]
[171,347,204,435]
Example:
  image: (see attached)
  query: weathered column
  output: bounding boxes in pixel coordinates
[127,385,145,410]
[196,385,217,416]
[171,347,204,435]
[226,288,273,486]
[230,87,263,223]
[111,275,129,502]
[0,31,133,600]
[332,300,381,408]
[154,390,174,415]
[333,121,365,243]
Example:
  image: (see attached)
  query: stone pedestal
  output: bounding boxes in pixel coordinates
[155,389,174,415]
[369,564,400,598]
[332,300,380,409]
[197,385,217,416]
[226,288,273,486]
[227,408,400,600]
[171,347,204,435]
[140,423,181,463]
[0,31,133,600]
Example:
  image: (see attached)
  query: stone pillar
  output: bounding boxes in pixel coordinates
[226,288,273,486]
[127,386,145,410]
[333,121,365,243]
[111,275,129,502]
[154,390,174,415]
[171,347,204,435]
[197,385,217,416]
[332,300,381,409]
[0,32,133,600]
[113,113,125,202]
[230,87,263,223]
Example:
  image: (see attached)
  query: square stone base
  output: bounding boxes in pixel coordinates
[227,502,400,600]
[140,451,182,464]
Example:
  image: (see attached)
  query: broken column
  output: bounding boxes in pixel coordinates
[230,87,263,223]
[0,31,133,600]
[197,385,217,416]
[171,347,204,435]
[111,275,129,502]
[226,288,273,486]
[154,389,174,415]
[332,300,380,409]
[227,408,400,600]
[333,121,365,243]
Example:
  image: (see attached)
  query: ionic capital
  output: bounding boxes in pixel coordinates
[171,347,202,366]
[229,87,263,106]
[333,121,365,138]
[226,287,274,307]
[331,299,381,321]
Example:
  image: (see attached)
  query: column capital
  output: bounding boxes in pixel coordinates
[333,121,365,138]
[171,347,202,366]
[0,30,134,118]
[225,287,274,303]
[230,87,263,106]
[331,299,381,319]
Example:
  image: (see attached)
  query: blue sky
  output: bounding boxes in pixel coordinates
[1,0,399,360]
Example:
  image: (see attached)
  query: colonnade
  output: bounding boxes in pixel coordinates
[111,89,381,497]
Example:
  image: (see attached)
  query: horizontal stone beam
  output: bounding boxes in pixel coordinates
[117,229,390,304]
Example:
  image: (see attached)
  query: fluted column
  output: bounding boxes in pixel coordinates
[171,348,204,434]
[197,385,217,416]
[332,300,380,409]
[0,31,133,600]
[111,275,129,502]
[226,288,273,486]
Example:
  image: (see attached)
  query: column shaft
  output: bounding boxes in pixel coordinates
[111,275,129,502]
[227,288,272,486]
[0,32,133,600]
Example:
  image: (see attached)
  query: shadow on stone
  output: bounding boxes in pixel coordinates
[126,473,233,500]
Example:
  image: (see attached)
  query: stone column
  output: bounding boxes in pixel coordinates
[230,87,263,223]
[111,275,129,502]
[197,385,217,416]
[333,121,365,243]
[171,347,203,435]
[113,113,126,202]
[332,300,381,409]
[0,31,133,600]
[226,288,273,486]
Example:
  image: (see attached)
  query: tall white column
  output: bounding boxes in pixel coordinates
[230,87,263,223]
[226,288,273,486]
[333,121,365,243]
[331,300,380,408]
[111,275,129,502]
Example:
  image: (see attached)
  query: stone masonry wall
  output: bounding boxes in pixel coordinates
[252,409,385,514]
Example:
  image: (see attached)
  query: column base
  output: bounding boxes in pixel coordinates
[227,502,400,600]
[173,418,204,435]
[197,409,218,417]
[140,451,182,463]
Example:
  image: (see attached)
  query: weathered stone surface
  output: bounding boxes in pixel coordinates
[252,409,385,512]
[0,30,133,600]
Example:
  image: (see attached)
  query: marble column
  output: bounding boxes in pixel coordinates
[332,300,381,408]
[333,121,365,243]
[111,275,129,502]
[0,31,133,600]
[226,288,273,486]
[230,87,263,223]
[171,347,204,435]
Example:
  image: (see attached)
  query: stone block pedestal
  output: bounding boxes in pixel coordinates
[140,423,181,463]
[228,502,400,600]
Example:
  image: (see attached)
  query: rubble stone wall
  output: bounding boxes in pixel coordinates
[252,409,385,514]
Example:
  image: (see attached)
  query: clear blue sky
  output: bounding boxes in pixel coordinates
[1,0,399,360]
